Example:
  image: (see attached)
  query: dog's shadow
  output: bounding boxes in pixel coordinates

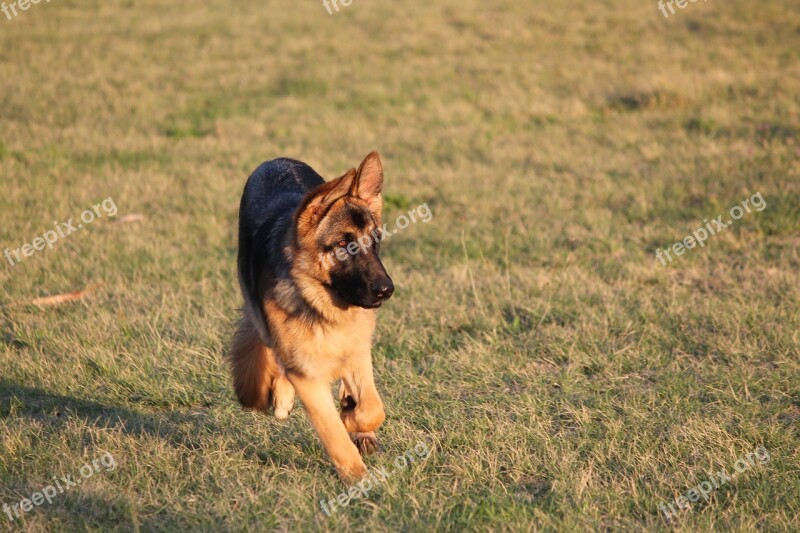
[0,377,315,469]
[0,377,218,450]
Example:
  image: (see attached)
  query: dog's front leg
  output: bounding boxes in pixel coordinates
[286,372,367,482]
[339,349,385,455]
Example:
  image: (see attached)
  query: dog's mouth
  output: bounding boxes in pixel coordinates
[335,289,383,309]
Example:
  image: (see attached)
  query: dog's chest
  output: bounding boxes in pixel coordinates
[277,313,374,380]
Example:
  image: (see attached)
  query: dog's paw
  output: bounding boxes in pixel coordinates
[350,432,379,456]
[336,458,369,483]
[271,374,295,421]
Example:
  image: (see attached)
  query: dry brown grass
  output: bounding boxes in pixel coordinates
[0,0,798,530]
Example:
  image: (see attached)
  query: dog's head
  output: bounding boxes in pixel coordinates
[293,152,393,309]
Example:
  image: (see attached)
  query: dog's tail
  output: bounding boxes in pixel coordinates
[228,314,272,413]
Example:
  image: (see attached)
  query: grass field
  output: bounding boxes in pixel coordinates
[1,0,799,530]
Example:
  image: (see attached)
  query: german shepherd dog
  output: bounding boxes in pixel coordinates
[228,152,393,481]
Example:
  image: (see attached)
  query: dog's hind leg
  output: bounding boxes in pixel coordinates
[271,370,295,420]
[228,316,295,419]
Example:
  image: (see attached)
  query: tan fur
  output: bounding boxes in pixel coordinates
[229,315,295,419]
[228,152,389,482]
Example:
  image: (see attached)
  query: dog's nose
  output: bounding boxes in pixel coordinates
[373,279,394,301]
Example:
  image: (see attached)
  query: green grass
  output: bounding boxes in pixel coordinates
[1,0,799,530]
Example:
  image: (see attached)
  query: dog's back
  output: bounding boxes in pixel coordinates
[237,158,325,344]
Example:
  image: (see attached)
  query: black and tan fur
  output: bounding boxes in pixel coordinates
[228,152,393,480]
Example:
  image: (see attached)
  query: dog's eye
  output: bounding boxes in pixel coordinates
[337,240,347,248]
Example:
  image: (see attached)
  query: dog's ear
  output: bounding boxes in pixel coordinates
[296,168,357,232]
[350,151,383,220]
